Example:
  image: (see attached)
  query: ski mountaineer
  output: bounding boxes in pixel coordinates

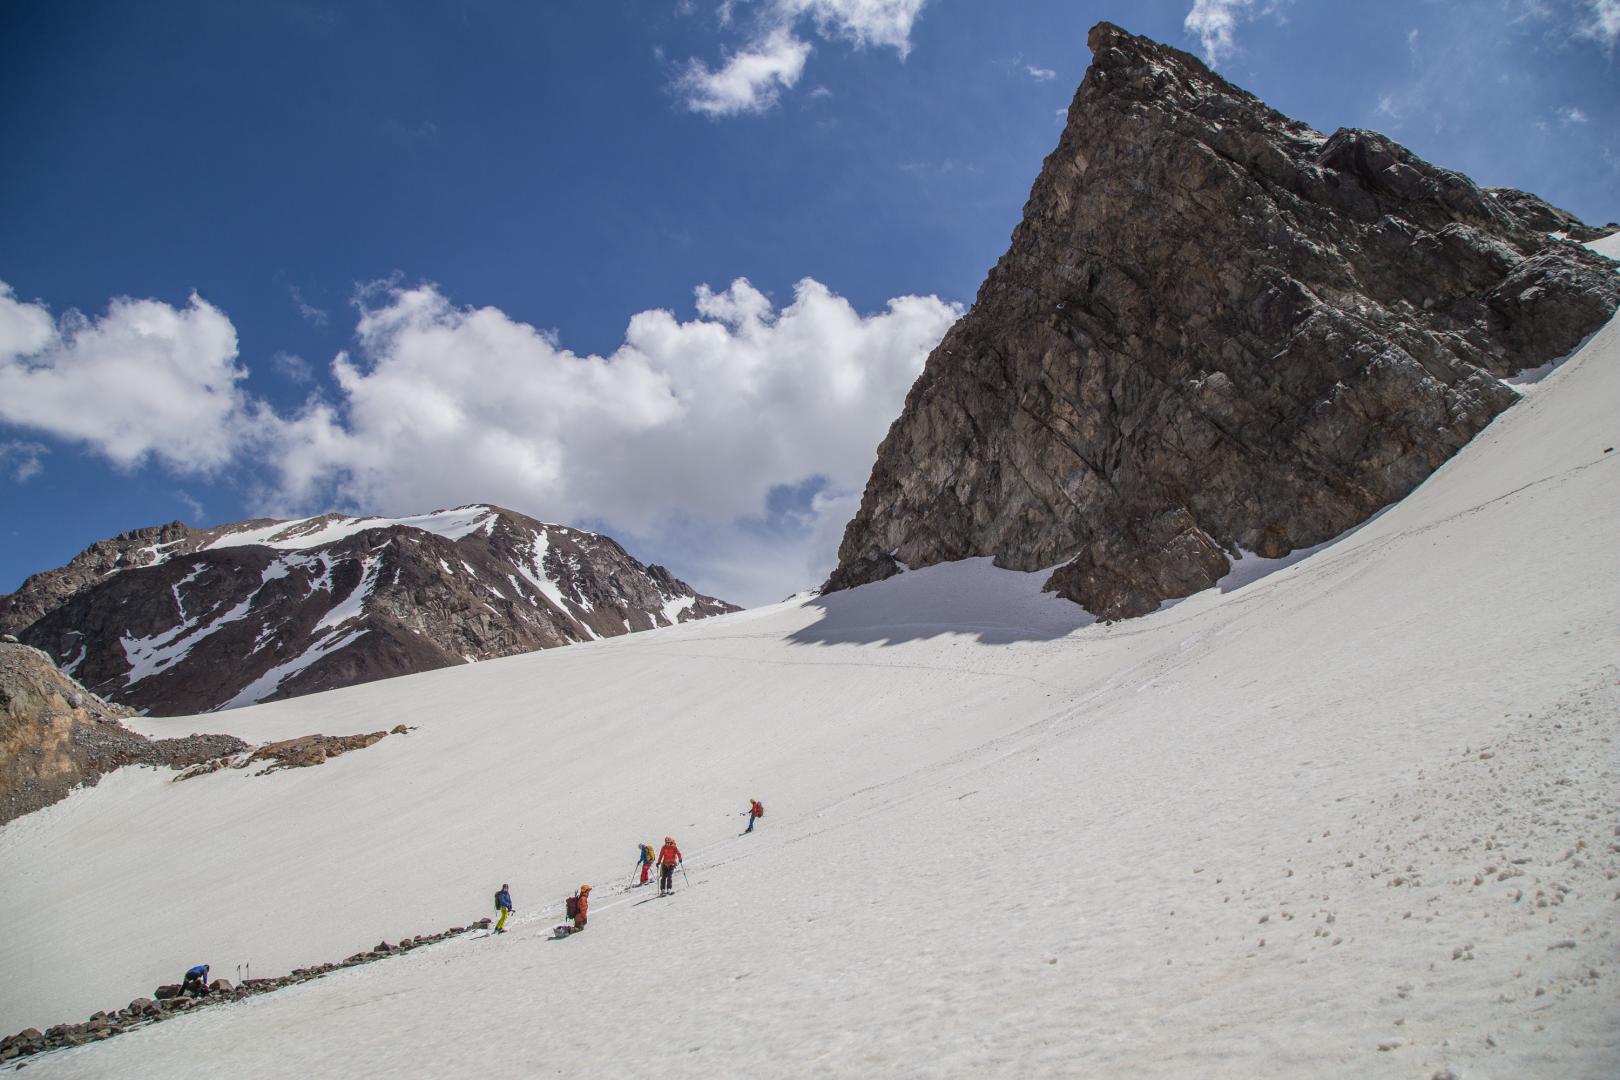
[745,799,765,833]
[558,885,591,936]
[494,884,514,933]
[180,964,210,997]
[635,843,655,886]
[657,836,683,896]
[573,884,590,931]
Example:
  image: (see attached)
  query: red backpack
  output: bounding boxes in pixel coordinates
[565,895,580,920]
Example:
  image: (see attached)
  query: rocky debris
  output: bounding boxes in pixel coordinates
[174,729,403,781]
[4,505,739,716]
[0,643,247,826]
[826,22,1620,620]
[0,918,491,1064]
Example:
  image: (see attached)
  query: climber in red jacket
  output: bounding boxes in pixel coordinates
[657,836,683,896]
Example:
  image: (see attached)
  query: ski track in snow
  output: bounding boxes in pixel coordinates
[4,307,1620,1076]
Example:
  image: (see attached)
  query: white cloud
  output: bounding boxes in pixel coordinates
[1184,0,1254,65]
[0,439,46,482]
[264,277,959,602]
[0,273,959,603]
[786,0,928,56]
[676,29,812,116]
[1579,0,1620,46]
[1026,64,1056,81]
[0,282,254,473]
[1558,104,1590,123]
[675,0,929,116]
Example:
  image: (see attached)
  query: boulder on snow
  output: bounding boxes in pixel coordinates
[208,979,232,993]
[153,984,180,1000]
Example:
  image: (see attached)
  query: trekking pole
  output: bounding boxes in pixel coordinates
[680,864,691,889]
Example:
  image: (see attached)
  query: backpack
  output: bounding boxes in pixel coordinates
[640,844,653,862]
[565,895,580,920]
[754,802,765,817]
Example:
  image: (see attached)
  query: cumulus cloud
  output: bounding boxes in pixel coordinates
[677,29,812,116]
[0,273,958,602]
[675,0,929,116]
[0,282,254,473]
[265,278,958,589]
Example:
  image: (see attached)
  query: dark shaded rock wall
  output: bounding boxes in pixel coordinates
[827,22,1619,619]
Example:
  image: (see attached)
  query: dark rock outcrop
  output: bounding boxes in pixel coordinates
[826,22,1620,619]
[4,505,739,716]
[1488,187,1618,243]
[0,643,247,825]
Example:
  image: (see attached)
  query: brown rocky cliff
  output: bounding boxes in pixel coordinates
[0,643,246,826]
[826,22,1619,619]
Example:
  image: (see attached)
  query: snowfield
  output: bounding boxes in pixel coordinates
[3,309,1618,1074]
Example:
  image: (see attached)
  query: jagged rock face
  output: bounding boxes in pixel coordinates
[1486,188,1618,244]
[827,22,1620,619]
[0,520,273,638]
[5,506,738,716]
[0,643,246,825]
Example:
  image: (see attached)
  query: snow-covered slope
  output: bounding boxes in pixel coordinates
[2,307,1618,1074]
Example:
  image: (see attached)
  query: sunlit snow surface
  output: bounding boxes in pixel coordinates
[204,505,501,552]
[3,277,1619,1074]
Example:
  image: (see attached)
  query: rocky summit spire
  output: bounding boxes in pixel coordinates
[825,22,1619,619]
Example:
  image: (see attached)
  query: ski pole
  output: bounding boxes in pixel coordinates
[680,864,691,889]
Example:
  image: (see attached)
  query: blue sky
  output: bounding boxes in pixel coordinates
[2,0,1617,606]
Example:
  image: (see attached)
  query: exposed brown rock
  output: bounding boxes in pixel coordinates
[174,729,401,780]
[827,22,1620,619]
[0,643,246,826]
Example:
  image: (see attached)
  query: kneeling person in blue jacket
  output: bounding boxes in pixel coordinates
[181,964,210,997]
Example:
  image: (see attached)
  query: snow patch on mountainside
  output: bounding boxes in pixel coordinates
[206,506,503,554]
[315,553,383,632]
[120,595,255,686]
[218,626,370,710]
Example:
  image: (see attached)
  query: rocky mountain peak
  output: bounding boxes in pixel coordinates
[3,505,738,715]
[825,22,1618,619]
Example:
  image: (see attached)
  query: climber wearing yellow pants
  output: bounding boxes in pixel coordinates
[494,884,513,933]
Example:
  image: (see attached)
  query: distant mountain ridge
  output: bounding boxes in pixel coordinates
[2,505,738,715]
[825,22,1620,619]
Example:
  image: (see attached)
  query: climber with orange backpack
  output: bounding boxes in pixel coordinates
[555,884,591,937]
[657,836,683,896]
